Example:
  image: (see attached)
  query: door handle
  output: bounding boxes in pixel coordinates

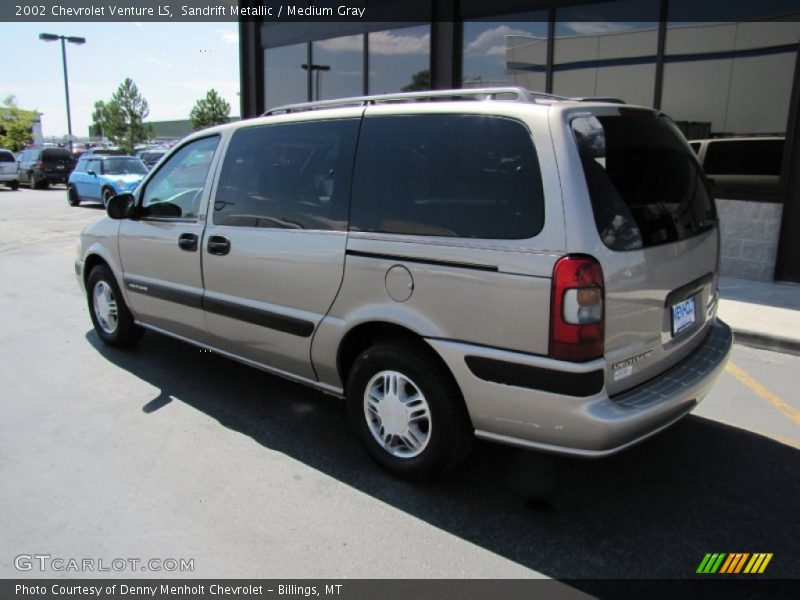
[178,233,198,252]
[207,235,231,256]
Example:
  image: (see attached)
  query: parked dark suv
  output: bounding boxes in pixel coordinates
[18,147,75,188]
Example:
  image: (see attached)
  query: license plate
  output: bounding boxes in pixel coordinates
[672,297,696,335]
[56,165,65,170]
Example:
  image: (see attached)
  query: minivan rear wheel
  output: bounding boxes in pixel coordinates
[87,264,144,347]
[346,340,473,480]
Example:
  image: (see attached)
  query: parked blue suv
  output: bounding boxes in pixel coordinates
[67,155,148,207]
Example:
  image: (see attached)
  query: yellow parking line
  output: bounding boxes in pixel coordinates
[726,362,800,428]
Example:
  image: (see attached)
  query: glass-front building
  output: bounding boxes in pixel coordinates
[239,0,800,283]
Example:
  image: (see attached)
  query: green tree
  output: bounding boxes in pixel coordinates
[190,89,231,130]
[401,69,430,92]
[99,78,151,153]
[0,95,36,152]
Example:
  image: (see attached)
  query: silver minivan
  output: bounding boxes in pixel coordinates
[75,88,732,479]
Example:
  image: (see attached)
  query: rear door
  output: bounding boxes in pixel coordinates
[42,149,73,181]
[201,114,361,379]
[564,108,719,394]
[118,135,221,341]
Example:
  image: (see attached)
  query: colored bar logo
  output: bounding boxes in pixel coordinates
[696,553,773,574]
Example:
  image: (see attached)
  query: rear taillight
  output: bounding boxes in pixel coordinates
[550,255,605,362]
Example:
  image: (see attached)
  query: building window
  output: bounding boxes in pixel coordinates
[553,0,660,106]
[368,25,431,94]
[661,17,800,137]
[264,43,308,110]
[311,34,364,101]
[462,14,548,91]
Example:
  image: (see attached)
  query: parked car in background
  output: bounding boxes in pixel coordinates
[137,148,167,170]
[0,149,20,190]
[75,88,732,480]
[81,147,125,157]
[689,136,784,200]
[18,147,75,188]
[67,155,148,207]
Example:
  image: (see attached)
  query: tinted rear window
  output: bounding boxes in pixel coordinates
[0,151,15,162]
[703,139,783,176]
[572,113,716,251]
[350,114,544,239]
[42,149,73,161]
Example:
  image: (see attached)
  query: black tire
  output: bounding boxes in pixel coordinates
[346,339,473,480]
[86,264,144,347]
[8,180,19,191]
[101,187,115,208]
[67,184,80,206]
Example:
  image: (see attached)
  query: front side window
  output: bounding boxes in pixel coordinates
[572,112,716,251]
[213,119,360,231]
[141,136,219,219]
[350,114,545,239]
[87,159,102,174]
[103,157,148,175]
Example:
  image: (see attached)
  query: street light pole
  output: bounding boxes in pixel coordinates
[301,63,331,101]
[39,33,85,153]
[59,37,73,152]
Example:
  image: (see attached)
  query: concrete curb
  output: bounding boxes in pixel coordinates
[731,329,800,356]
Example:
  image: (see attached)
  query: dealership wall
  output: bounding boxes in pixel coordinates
[241,0,800,282]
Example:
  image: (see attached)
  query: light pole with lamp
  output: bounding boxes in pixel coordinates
[302,63,331,101]
[39,33,85,152]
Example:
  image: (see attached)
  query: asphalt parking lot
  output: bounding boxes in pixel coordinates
[1,186,799,583]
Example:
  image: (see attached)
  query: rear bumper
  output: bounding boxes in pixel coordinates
[0,173,18,182]
[427,319,733,457]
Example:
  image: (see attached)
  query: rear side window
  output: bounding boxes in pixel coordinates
[572,113,716,251]
[350,114,544,239]
[213,119,360,231]
[0,151,14,162]
[703,139,783,176]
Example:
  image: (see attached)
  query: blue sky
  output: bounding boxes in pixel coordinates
[0,22,240,138]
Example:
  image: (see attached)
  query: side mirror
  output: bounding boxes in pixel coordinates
[87,170,96,177]
[106,192,136,220]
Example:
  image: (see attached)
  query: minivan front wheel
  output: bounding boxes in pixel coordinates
[347,340,473,480]
[87,264,144,347]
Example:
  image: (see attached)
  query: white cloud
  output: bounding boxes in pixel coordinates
[369,30,429,55]
[562,22,634,36]
[316,30,430,55]
[465,25,540,56]
[216,29,239,44]
[145,57,175,70]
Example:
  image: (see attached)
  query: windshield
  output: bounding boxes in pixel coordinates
[572,112,716,251]
[103,157,148,175]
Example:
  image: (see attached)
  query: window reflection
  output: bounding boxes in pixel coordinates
[662,17,800,136]
[368,25,431,94]
[553,0,659,105]
[264,43,308,110]
[462,16,548,90]
[312,34,364,101]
